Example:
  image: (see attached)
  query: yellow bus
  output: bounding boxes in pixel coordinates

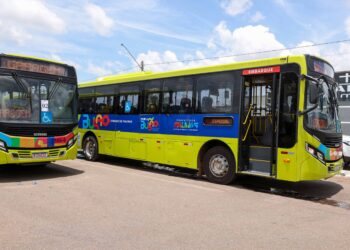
[0,54,78,165]
[78,55,343,184]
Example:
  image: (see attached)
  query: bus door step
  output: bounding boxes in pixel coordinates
[248,158,271,173]
[249,146,272,161]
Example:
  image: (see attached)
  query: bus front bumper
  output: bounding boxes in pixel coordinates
[300,158,343,181]
[0,143,77,165]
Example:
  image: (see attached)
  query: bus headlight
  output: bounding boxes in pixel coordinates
[0,140,7,152]
[67,135,78,149]
[67,138,74,149]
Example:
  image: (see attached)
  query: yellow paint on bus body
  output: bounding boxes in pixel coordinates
[78,55,343,182]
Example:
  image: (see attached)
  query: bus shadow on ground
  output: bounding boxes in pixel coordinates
[236,176,349,210]
[0,163,84,183]
[96,155,347,210]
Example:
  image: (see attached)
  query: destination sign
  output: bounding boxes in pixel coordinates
[1,57,68,77]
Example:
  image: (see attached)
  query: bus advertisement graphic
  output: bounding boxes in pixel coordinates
[80,114,111,130]
[140,117,159,131]
[174,119,199,131]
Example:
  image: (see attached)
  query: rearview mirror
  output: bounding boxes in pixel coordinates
[309,84,319,105]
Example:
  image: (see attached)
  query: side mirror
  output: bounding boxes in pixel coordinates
[309,84,319,104]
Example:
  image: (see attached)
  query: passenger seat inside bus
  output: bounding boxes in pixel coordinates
[201,96,213,113]
[180,97,192,113]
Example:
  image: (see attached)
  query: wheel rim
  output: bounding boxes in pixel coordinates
[84,139,96,159]
[208,154,229,178]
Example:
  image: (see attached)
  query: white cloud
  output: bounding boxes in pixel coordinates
[289,41,321,56]
[0,0,67,47]
[87,61,127,78]
[209,22,285,59]
[220,0,252,16]
[251,11,265,23]
[323,43,350,71]
[0,0,66,35]
[88,63,113,77]
[85,3,114,36]
[136,22,287,72]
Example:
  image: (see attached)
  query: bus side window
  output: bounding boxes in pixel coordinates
[143,80,162,114]
[95,96,114,114]
[78,97,95,114]
[118,83,140,114]
[78,87,95,114]
[196,72,234,114]
[162,77,193,114]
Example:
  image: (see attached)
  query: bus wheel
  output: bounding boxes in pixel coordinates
[203,146,236,184]
[83,136,99,161]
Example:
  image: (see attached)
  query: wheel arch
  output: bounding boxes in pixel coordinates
[197,139,235,176]
[82,131,98,148]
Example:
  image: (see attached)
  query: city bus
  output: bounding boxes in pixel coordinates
[0,54,78,165]
[78,55,342,184]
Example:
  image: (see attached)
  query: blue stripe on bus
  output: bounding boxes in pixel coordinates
[78,114,240,138]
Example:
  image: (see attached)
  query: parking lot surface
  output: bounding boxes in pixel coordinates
[1,158,350,249]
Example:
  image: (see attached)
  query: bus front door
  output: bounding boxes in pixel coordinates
[240,73,280,176]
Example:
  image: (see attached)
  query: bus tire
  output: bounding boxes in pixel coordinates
[83,135,99,161]
[203,146,236,184]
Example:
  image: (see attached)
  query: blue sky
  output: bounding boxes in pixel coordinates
[1,0,350,82]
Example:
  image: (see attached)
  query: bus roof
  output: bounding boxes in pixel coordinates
[79,55,312,88]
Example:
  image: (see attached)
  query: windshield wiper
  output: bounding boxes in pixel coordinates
[11,73,32,110]
[11,73,28,94]
[48,77,62,100]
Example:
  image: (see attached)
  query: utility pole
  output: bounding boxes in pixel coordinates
[121,43,144,72]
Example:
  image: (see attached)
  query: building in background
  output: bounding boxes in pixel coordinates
[335,71,350,135]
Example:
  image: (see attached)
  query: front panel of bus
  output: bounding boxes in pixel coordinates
[0,55,78,164]
[296,56,342,181]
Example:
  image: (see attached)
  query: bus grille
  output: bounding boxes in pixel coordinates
[18,151,31,159]
[323,136,342,148]
[48,149,60,157]
[17,149,61,159]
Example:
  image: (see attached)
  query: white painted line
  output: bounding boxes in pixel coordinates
[342,122,350,124]
[339,106,350,108]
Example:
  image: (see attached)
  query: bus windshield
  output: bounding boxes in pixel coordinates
[0,75,77,124]
[305,78,341,133]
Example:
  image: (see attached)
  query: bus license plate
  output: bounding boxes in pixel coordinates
[32,152,48,159]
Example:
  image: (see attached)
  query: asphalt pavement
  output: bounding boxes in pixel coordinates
[1,158,350,249]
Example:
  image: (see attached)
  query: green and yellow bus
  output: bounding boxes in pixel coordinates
[0,54,78,165]
[78,55,342,184]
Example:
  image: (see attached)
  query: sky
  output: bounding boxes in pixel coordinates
[1,0,350,82]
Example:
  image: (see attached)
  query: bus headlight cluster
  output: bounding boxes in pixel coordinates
[67,134,78,149]
[0,140,7,152]
[305,143,325,163]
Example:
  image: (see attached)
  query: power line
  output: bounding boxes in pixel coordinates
[143,38,350,67]
[94,38,350,78]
